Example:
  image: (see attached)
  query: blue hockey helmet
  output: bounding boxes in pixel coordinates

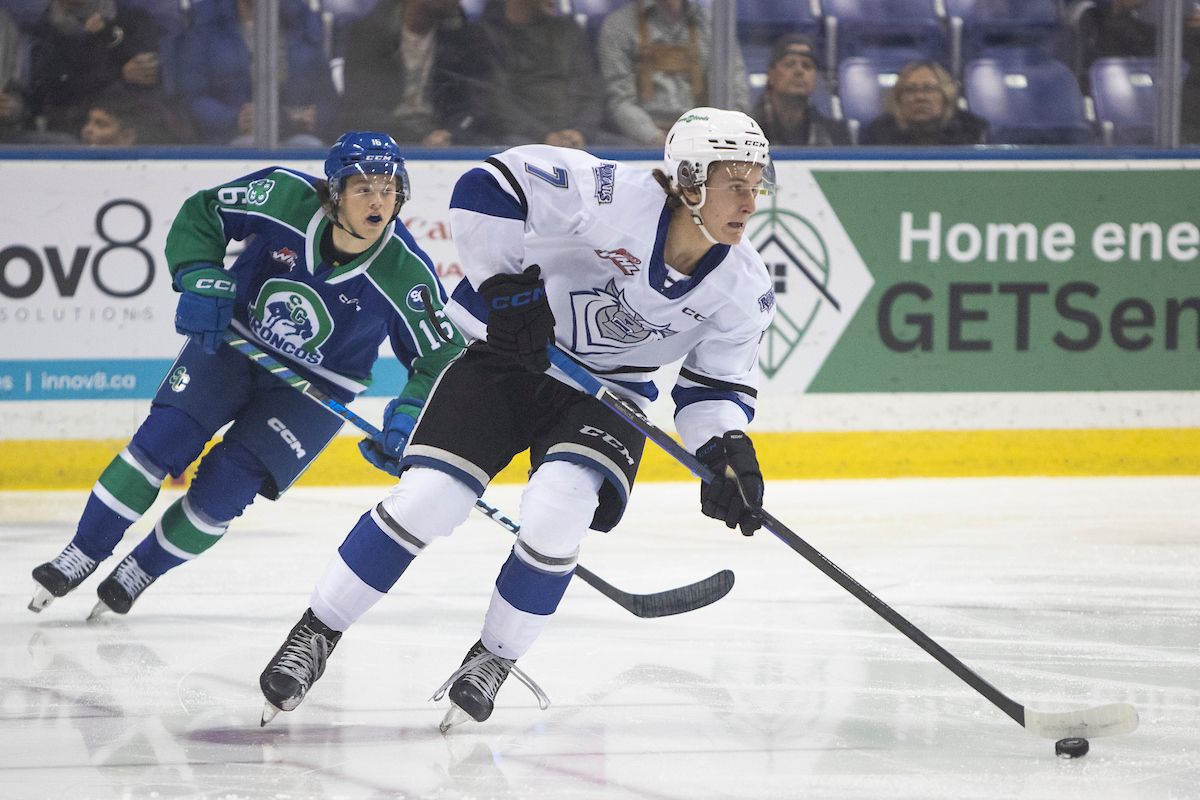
[324,131,411,209]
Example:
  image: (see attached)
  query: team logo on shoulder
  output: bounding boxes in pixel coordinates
[271,247,299,269]
[758,290,775,312]
[406,285,428,312]
[593,163,616,204]
[249,279,335,365]
[246,178,275,206]
[168,366,190,393]
[595,248,641,276]
[569,278,676,354]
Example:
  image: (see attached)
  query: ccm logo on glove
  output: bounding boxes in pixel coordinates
[193,277,235,293]
[488,286,545,310]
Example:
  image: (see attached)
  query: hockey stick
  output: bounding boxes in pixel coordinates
[546,345,1139,740]
[221,331,734,618]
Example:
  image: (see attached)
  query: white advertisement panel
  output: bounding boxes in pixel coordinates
[2,156,1197,441]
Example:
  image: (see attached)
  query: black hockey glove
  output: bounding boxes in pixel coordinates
[697,431,764,536]
[478,264,555,372]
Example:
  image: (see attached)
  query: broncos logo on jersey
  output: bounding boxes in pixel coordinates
[569,279,676,354]
[249,279,335,365]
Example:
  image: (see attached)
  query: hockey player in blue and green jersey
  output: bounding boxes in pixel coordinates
[29,131,464,619]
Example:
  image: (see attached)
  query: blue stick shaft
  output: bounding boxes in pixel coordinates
[547,347,715,483]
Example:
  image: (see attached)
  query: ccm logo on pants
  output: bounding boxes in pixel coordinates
[579,424,634,466]
[268,417,307,459]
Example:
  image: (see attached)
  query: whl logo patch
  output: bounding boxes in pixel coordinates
[271,247,298,268]
[249,279,335,365]
[595,248,642,276]
[749,205,872,385]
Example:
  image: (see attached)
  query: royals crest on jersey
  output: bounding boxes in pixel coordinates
[570,279,676,354]
[249,279,335,365]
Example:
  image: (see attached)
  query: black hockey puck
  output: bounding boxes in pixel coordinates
[1055,737,1089,758]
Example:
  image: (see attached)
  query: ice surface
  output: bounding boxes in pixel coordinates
[2,477,1197,799]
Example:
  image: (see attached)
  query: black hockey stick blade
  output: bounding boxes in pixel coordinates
[473,496,735,618]
[574,564,735,618]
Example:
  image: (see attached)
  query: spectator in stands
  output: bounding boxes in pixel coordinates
[80,83,192,145]
[860,60,987,145]
[337,0,481,146]
[1090,0,1156,61]
[597,0,748,145]
[749,33,848,146]
[1184,4,1200,143]
[1,8,32,142]
[472,0,603,147]
[80,85,144,145]
[26,0,165,138]
[1085,0,1200,143]
[176,0,334,146]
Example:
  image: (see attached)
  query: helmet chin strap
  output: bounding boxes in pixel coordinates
[328,192,403,242]
[331,214,368,241]
[682,186,720,246]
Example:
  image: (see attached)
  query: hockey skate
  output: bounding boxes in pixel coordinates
[29,543,100,612]
[431,639,550,733]
[89,555,157,620]
[259,609,342,726]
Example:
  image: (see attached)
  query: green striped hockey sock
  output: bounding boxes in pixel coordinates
[71,448,165,561]
[129,495,231,577]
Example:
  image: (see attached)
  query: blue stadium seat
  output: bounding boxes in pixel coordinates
[571,0,628,40]
[319,0,379,19]
[822,0,946,68]
[3,0,48,26]
[123,0,188,36]
[947,0,1062,75]
[460,0,490,19]
[1088,57,1190,146]
[964,57,1097,144]
[738,0,822,47]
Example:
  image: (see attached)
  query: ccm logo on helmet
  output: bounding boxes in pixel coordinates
[194,277,234,292]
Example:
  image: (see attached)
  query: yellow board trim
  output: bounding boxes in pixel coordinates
[3,429,1200,490]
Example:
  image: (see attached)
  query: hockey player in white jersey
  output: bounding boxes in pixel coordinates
[258,107,775,729]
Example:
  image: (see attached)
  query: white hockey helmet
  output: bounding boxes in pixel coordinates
[663,107,774,192]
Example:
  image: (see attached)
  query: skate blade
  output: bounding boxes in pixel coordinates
[28,586,56,613]
[260,702,282,727]
[438,704,474,734]
[86,600,113,622]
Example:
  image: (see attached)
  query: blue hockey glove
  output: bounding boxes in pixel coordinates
[478,264,556,372]
[358,397,423,476]
[697,431,764,536]
[173,263,236,354]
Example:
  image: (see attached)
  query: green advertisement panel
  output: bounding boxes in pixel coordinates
[808,168,1200,392]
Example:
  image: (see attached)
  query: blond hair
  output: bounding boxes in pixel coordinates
[885,61,958,128]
